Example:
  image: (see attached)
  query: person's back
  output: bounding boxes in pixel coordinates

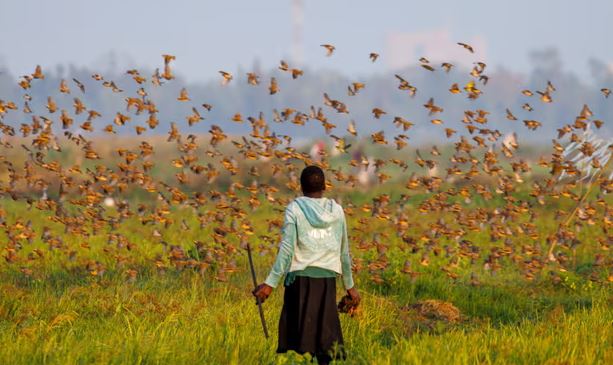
[253,165,360,365]
[266,196,353,289]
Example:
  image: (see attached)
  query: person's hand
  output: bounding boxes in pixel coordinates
[347,287,360,305]
[252,283,273,304]
[338,287,361,315]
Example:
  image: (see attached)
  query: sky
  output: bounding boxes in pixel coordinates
[0,0,612,82]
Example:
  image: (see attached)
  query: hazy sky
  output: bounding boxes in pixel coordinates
[1,0,611,81]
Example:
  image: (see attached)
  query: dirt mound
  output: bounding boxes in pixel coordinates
[400,299,462,333]
[407,299,461,323]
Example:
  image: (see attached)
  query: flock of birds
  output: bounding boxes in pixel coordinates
[0,42,611,285]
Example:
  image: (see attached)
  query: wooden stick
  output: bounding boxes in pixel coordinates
[247,242,269,339]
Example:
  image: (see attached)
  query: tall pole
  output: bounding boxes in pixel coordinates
[291,0,304,66]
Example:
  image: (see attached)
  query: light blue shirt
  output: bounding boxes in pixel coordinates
[264,196,355,289]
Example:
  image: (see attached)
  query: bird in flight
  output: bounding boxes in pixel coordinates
[321,44,336,56]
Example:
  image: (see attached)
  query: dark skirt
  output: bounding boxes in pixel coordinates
[277,276,346,362]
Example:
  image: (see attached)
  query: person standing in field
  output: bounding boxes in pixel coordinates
[253,165,360,365]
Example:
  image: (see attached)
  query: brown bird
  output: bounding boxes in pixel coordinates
[352,82,366,92]
[421,63,435,72]
[424,98,444,115]
[269,77,279,95]
[372,108,387,119]
[72,78,85,93]
[32,65,45,79]
[457,42,474,53]
[177,88,190,101]
[523,119,541,130]
[537,91,553,103]
[162,54,176,80]
[321,44,336,56]
[219,71,233,85]
[59,79,70,94]
[291,68,303,79]
[46,97,57,113]
[246,72,260,86]
[347,120,358,136]
[279,60,290,72]
[505,108,518,121]
[393,117,414,131]
[186,107,203,126]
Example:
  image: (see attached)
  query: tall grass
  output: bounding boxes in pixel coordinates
[0,187,610,364]
[0,266,610,364]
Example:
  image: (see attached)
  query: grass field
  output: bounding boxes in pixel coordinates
[0,270,610,364]
[0,193,611,365]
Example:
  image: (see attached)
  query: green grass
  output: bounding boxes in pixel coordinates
[0,189,611,364]
[0,270,610,365]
